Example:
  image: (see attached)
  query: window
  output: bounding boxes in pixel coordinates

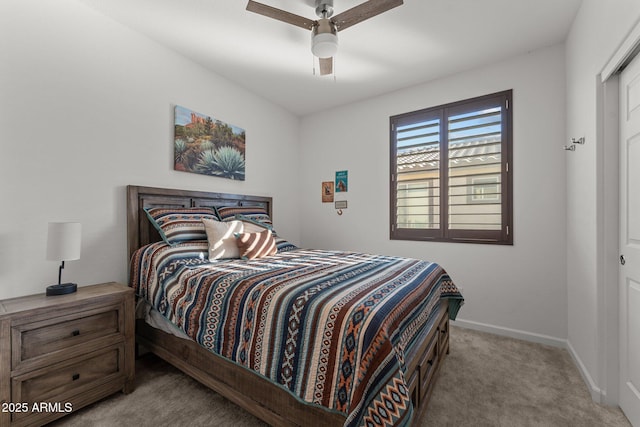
[390,90,513,244]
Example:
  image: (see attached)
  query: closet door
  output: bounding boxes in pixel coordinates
[619,49,640,427]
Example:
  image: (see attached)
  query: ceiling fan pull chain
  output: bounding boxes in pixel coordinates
[334,57,337,82]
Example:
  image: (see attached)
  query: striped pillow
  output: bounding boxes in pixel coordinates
[241,219,273,234]
[144,207,218,245]
[234,229,277,260]
[216,206,272,227]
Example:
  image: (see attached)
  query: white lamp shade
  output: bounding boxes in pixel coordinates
[311,33,338,58]
[46,222,81,261]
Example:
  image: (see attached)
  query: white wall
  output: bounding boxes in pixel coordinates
[0,0,300,299]
[565,0,640,401]
[300,45,568,341]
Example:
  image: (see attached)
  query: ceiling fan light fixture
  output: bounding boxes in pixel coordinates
[311,18,338,58]
[312,33,338,58]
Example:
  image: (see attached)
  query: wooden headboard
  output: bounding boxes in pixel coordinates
[126,185,273,260]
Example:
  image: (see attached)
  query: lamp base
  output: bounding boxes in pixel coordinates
[46,282,77,296]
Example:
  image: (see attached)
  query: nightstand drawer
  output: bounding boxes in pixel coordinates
[11,345,124,422]
[12,303,123,371]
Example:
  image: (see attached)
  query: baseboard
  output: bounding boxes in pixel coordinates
[566,340,605,403]
[452,318,567,348]
[452,318,605,403]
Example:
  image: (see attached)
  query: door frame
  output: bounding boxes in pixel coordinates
[598,18,640,406]
[596,71,620,405]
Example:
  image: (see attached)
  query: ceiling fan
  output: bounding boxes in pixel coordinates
[246,0,404,75]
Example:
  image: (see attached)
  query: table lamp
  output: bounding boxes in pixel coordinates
[46,222,81,296]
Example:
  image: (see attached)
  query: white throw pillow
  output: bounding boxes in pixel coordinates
[202,218,244,260]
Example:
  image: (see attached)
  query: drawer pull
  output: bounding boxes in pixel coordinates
[72,373,80,381]
[71,330,80,337]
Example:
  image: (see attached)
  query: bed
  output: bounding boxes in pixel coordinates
[126,185,463,426]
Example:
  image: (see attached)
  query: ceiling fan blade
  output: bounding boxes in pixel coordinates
[246,1,315,30]
[332,0,403,31]
[319,57,333,75]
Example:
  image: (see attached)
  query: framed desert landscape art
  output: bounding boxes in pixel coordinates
[174,105,246,180]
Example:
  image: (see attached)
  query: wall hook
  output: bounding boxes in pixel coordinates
[563,145,576,151]
[571,137,585,145]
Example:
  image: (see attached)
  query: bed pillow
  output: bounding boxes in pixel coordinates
[234,229,277,260]
[144,207,218,245]
[202,218,244,260]
[241,219,273,233]
[216,206,273,227]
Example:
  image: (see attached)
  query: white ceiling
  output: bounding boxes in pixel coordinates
[77,0,582,116]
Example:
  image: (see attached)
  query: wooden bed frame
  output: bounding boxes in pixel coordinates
[126,185,450,426]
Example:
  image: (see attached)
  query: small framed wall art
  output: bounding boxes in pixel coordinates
[322,181,334,203]
[335,170,348,192]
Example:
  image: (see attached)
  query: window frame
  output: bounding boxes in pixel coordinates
[389,90,513,245]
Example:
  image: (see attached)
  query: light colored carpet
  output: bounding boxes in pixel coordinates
[421,326,630,427]
[49,326,631,427]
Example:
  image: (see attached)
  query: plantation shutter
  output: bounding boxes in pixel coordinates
[392,110,443,239]
[390,90,512,244]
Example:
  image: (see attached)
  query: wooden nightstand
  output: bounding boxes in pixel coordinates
[0,282,135,427]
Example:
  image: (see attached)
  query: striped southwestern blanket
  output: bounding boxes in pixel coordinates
[130,241,463,427]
